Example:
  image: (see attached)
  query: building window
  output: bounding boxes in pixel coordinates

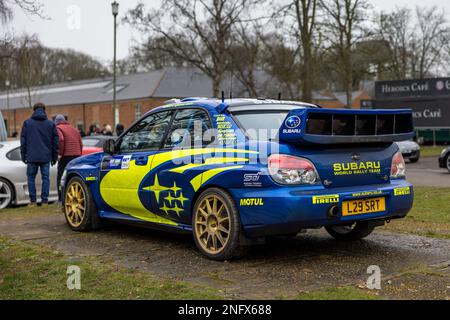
[135,104,142,120]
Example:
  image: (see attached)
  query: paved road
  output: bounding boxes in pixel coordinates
[0,211,448,299]
[406,156,450,187]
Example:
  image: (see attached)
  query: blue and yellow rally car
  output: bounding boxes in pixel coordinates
[62,98,414,260]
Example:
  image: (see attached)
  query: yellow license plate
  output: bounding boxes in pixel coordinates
[342,197,386,216]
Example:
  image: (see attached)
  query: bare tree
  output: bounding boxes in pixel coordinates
[125,0,261,96]
[412,6,448,78]
[276,0,318,102]
[320,0,370,107]
[259,32,302,99]
[0,35,109,91]
[13,35,42,108]
[377,7,413,79]
[0,0,44,24]
[127,36,188,71]
[377,6,449,80]
[228,22,263,97]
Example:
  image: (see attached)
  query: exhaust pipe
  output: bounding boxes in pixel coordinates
[327,205,340,219]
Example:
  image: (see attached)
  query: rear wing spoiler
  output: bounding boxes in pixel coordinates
[279,108,415,144]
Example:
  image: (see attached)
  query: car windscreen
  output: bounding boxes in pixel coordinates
[232,111,289,140]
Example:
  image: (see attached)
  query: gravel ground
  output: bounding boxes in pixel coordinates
[1,212,449,299]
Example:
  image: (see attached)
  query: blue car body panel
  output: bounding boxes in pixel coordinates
[63,98,414,238]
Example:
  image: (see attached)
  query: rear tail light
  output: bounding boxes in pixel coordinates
[268,154,320,185]
[391,151,406,179]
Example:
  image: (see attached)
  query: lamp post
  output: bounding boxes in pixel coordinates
[5,80,10,137]
[111,1,119,129]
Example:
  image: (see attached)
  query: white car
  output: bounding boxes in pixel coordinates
[396,140,421,163]
[0,140,58,209]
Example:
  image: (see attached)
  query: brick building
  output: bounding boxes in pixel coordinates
[0,67,364,136]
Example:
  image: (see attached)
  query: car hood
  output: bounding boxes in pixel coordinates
[66,152,104,170]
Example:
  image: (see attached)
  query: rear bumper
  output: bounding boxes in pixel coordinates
[231,180,413,238]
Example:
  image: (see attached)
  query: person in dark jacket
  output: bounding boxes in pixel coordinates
[20,103,59,206]
[55,114,83,201]
[116,123,125,136]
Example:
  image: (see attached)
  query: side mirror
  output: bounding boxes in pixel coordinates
[103,139,116,154]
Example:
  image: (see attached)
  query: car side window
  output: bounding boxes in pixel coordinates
[119,110,174,152]
[164,108,212,148]
[6,147,22,161]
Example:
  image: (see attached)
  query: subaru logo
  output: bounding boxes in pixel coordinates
[285,116,301,129]
[352,153,361,161]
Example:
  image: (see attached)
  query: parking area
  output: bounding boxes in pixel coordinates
[0,153,449,300]
[0,202,449,299]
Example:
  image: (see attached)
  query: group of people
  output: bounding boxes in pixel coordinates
[88,123,124,136]
[20,103,83,206]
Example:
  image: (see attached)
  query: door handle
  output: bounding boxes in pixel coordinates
[135,156,148,166]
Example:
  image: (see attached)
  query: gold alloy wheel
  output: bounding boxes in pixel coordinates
[65,182,86,228]
[195,195,231,255]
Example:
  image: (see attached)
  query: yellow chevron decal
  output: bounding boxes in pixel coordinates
[150,148,257,171]
[169,157,249,174]
[99,148,257,225]
[190,166,244,191]
[99,158,177,225]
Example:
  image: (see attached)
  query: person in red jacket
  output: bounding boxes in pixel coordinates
[55,114,83,201]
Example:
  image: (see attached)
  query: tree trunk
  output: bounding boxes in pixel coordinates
[345,50,353,108]
[212,73,222,98]
[302,43,313,102]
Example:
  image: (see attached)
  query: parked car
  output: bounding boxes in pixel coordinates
[0,140,58,209]
[438,146,450,173]
[395,140,420,163]
[62,98,414,260]
[82,136,115,155]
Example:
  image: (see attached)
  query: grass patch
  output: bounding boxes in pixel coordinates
[382,187,450,239]
[0,237,221,300]
[0,204,60,220]
[420,146,445,158]
[297,286,382,300]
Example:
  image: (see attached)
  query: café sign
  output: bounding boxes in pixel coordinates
[375,78,450,99]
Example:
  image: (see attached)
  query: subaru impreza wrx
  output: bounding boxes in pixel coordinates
[62,98,414,260]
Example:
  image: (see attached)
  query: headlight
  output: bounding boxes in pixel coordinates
[390,151,406,179]
[268,154,320,185]
[442,149,447,156]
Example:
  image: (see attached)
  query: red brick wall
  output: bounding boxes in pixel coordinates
[2,98,168,136]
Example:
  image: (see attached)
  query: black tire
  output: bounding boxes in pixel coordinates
[0,178,14,210]
[445,154,450,174]
[325,221,375,241]
[63,176,100,231]
[192,188,246,260]
[409,151,420,163]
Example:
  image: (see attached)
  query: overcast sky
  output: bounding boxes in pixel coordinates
[6,0,450,63]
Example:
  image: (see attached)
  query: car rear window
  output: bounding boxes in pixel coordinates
[6,147,21,161]
[232,111,289,140]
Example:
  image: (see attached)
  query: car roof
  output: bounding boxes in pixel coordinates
[150,97,318,114]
